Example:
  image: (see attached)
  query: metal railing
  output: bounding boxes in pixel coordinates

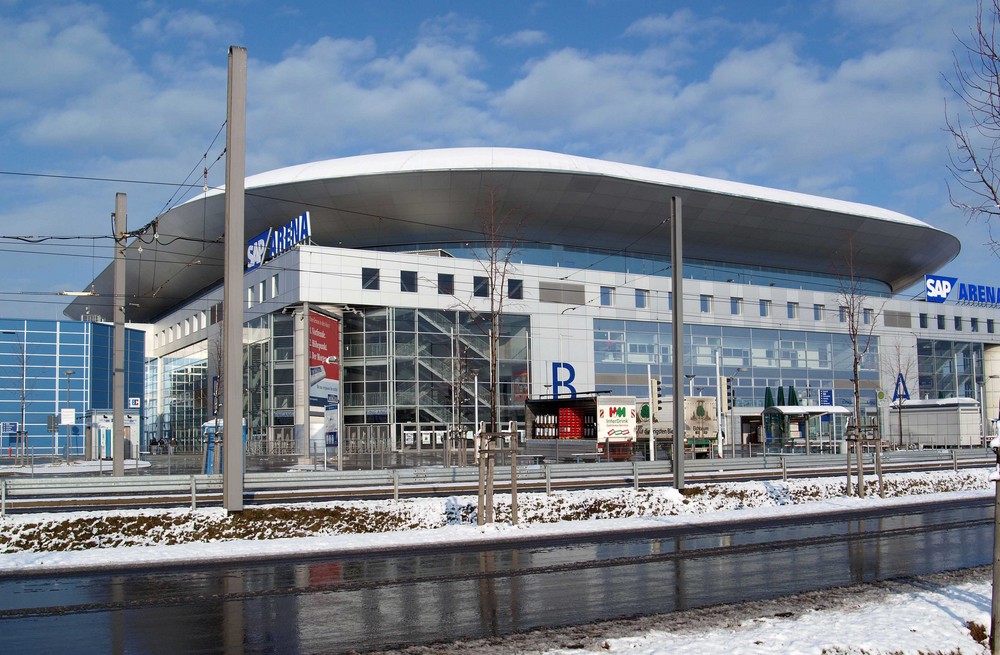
[0,448,992,515]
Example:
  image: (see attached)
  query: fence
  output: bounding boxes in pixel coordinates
[1,448,992,515]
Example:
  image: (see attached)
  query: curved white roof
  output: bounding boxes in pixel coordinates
[239,147,928,230]
[68,147,960,323]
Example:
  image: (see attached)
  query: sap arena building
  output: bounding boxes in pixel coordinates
[65,147,1000,460]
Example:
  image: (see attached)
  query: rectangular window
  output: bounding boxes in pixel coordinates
[954,316,963,331]
[271,274,279,298]
[362,267,380,290]
[814,304,824,321]
[636,289,649,308]
[989,319,996,334]
[246,287,253,309]
[730,297,741,315]
[863,308,872,325]
[668,291,673,311]
[400,270,417,292]
[759,299,770,317]
[508,279,523,300]
[972,317,980,332]
[787,302,798,320]
[937,314,946,330]
[474,276,489,298]
[700,294,712,313]
[919,313,928,328]
[438,273,454,295]
[600,286,614,306]
[838,306,847,323]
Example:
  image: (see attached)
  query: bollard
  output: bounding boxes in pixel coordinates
[190,476,197,511]
[545,464,552,495]
[1,479,6,517]
[781,456,787,482]
[392,469,399,501]
[952,450,959,473]
[633,460,640,490]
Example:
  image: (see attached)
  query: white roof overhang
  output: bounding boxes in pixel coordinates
[64,147,961,323]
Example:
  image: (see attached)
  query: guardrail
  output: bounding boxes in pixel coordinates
[0,448,993,515]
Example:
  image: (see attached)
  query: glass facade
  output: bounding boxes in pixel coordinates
[382,242,892,296]
[916,340,985,400]
[594,318,880,410]
[0,319,144,457]
[342,307,530,444]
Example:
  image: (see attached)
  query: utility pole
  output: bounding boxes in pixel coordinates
[223,45,247,512]
[670,196,685,490]
[113,192,126,476]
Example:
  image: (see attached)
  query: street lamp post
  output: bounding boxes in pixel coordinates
[728,367,745,457]
[64,369,75,462]
[1,330,27,464]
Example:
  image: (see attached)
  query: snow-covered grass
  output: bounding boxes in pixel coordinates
[1,468,991,555]
[2,468,997,654]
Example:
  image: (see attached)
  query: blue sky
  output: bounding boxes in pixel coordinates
[0,0,989,319]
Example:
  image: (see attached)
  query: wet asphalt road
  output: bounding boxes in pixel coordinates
[0,497,991,654]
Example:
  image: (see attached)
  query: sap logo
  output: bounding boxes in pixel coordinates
[925,275,957,303]
[246,229,272,271]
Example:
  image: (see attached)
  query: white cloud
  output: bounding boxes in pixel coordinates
[494,29,548,48]
[247,35,497,170]
[624,9,703,37]
[133,8,239,44]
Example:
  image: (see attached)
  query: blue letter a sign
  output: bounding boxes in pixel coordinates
[892,373,910,402]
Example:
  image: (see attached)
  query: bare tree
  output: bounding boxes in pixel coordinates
[448,187,525,524]
[474,187,525,432]
[946,0,1000,251]
[834,240,886,497]
[880,335,917,449]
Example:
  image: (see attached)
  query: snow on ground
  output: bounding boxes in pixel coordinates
[1,467,997,654]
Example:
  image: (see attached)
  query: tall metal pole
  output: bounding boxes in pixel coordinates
[670,196,685,490]
[223,45,247,512]
[113,192,126,476]
[648,364,655,462]
[991,439,1000,655]
[64,370,74,462]
[19,331,25,465]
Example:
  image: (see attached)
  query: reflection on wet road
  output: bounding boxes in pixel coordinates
[0,498,990,654]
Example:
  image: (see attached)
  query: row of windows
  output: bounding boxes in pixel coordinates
[155,274,283,349]
[918,313,995,333]
[600,286,654,308]
[699,296,874,324]
[361,268,524,300]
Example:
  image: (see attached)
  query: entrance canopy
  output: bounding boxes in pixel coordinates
[762,405,852,418]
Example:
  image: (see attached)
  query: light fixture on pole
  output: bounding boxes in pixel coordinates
[728,367,746,456]
[63,369,75,462]
[990,374,1000,439]
[324,355,340,470]
[1,330,27,463]
[684,373,695,396]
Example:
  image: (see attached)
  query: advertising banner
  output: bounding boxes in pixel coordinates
[596,397,637,442]
[308,310,341,450]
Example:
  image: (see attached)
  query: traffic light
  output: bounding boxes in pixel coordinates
[720,377,729,412]
[654,378,664,412]
[727,377,736,410]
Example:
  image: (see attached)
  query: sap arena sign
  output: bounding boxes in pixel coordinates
[246,211,312,271]
[925,274,1000,305]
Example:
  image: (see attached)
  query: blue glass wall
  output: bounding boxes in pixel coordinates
[0,319,145,457]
